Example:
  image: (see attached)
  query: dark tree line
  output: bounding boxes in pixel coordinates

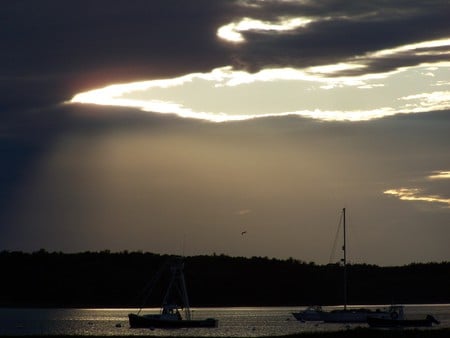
[0,250,448,307]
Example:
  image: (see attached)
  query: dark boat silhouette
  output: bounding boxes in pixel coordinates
[128,257,218,329]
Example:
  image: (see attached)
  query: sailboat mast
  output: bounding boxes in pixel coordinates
[343,207,347,310]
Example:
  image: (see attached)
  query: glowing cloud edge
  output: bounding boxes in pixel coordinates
[70,63,450,123]
[384,188,450,208]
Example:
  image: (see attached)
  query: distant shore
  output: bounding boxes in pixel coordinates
[2,328,450,338]
[1,252,449,307]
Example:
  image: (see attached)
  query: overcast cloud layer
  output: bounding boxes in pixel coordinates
[1,1,449,265]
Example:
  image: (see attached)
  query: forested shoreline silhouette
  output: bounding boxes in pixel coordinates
[1,250,448,308]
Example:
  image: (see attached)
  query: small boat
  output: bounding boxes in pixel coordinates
[367,314,440,328]
[128,257,218,329]
[292,208,404,323]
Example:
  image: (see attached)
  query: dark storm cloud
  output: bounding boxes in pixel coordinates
[228,0,450,73]
[2,0,448,112]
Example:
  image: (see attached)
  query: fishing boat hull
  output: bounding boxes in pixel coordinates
[129,257,218,329]
[128,313,218,328]
[367,315,440,328]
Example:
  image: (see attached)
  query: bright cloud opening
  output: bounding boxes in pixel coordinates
[70,37,450,123]
[217,17,313,43]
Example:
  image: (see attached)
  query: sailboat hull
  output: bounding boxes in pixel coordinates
[367,315,439,328]
[128,313,218,328]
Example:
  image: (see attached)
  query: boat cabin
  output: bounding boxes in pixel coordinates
[161,305,183,321]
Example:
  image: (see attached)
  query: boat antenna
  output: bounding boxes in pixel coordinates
[343,207,347,311]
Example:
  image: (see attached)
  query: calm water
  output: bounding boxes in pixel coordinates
[0,305,449,336]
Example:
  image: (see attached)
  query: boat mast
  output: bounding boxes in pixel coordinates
[162,258,192,320]
[342,207,347,310]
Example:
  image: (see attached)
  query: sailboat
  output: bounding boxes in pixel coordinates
[128,257,218,328]
[292,208,403,323]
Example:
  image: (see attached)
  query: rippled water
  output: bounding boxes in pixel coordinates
[0,305,448,336]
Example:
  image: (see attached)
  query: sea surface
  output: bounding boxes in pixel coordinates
[0,304,449,336]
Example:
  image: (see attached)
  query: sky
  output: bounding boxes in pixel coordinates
[1,0,449,266]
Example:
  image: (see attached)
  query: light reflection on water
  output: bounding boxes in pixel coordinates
[0,305,449,336]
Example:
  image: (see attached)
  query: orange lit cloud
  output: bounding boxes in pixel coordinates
[384,188,450,207]
[428,171,450,180]
[384,171,450,208]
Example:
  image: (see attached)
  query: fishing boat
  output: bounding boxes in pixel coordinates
[292,208,403,323]
[367,314,440,328]
[128,257,218,329]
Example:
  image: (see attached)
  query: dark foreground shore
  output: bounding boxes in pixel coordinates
[1,328,449,338]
